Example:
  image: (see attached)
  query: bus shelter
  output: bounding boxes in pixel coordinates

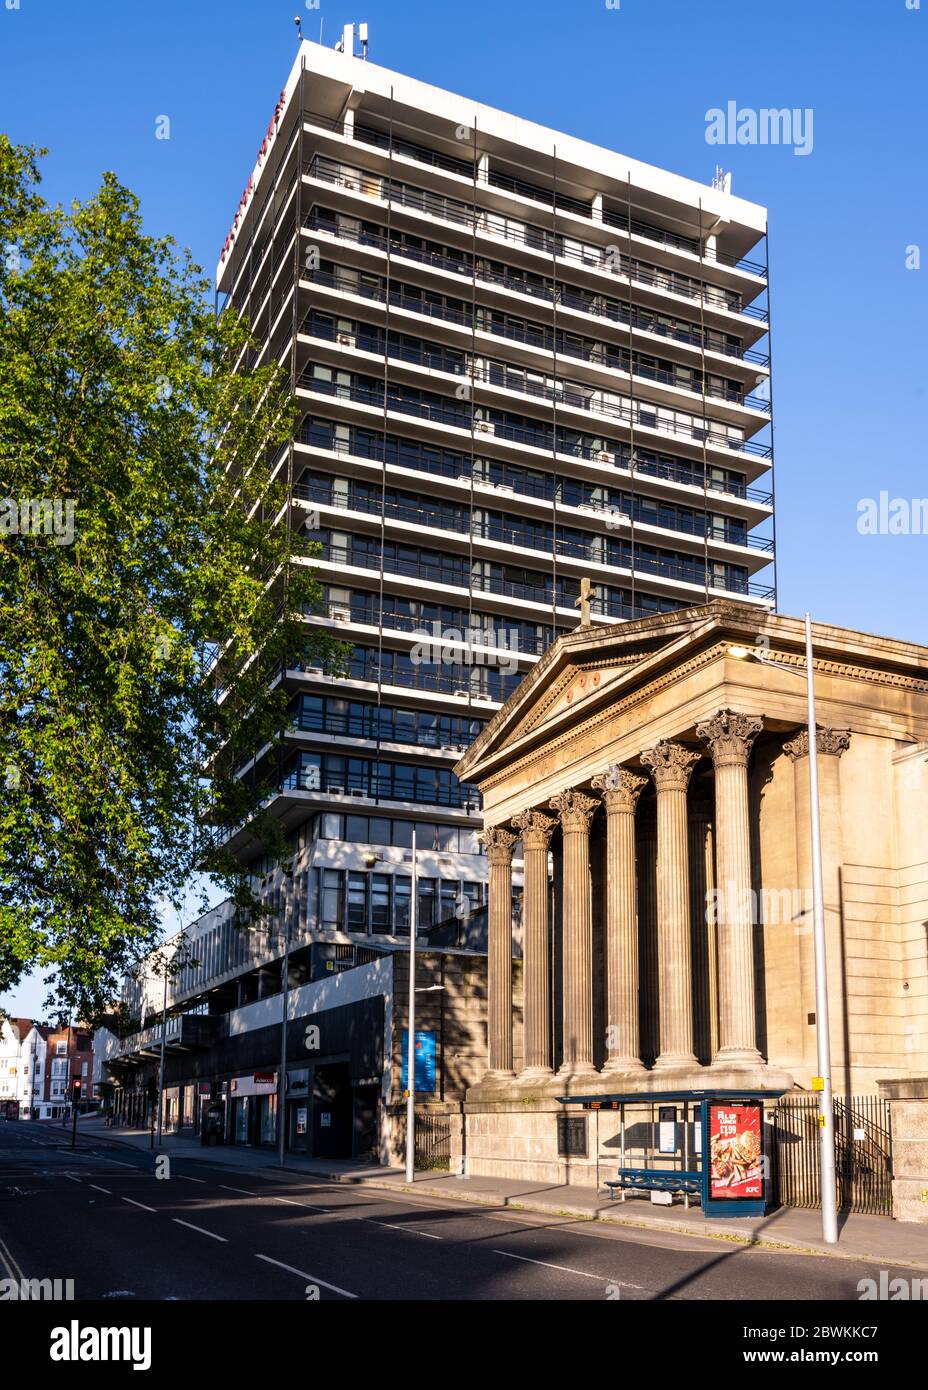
[556,1089,788,1218]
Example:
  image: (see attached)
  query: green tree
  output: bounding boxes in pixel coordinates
[0,138,346,1018]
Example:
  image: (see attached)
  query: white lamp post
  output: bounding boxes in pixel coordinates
[729,612,839,1244]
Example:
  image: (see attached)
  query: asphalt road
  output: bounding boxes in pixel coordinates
[0,1120,918,1302]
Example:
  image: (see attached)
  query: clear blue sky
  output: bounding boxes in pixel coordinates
[2,0,926,1016]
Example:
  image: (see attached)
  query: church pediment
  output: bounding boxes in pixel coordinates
[507,657,641,742]
[455,600,771,783]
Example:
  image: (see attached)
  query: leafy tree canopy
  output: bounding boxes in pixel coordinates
[0,138,345,1019]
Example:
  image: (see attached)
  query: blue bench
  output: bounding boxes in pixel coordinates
[604,1167,702,1201]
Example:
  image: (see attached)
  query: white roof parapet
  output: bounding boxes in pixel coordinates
[216,39,767,288]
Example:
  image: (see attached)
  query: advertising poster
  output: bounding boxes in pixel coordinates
[708,1103,763,1200]
[401,1030,437,1093]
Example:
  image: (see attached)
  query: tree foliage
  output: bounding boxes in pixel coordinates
[0,138,345,1017]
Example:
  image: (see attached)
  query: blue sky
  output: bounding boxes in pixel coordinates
[2,0,926,1016]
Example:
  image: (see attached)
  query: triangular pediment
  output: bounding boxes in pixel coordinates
[455,600,771,783]
[509,656,642,740]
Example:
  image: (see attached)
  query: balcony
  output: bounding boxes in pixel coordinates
[310,539,774,603]
[292,478,773,556]
[301,156,769,324]
[278,760,481,811]
[296,423,774,508]
[300,227,771,366]
[299,112,767,278]
[296,370,773,463]
[300,289,771,413]
[105,1013,221,1066]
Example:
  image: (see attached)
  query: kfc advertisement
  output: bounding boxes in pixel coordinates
[708,1102,763,1200]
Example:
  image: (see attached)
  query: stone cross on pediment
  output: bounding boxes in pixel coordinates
[575,576,597,628]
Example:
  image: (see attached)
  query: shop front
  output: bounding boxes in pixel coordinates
[229,1071,278,1146]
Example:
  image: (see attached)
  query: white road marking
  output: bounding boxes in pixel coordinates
[219,1185,258,1196]
[273,1196,328,1212]
[177,1175,206,1184]
[254,1253,357,1299]
[0,1235,25,1283]
[62,1174,82,1184]
[365,1220,442,1240]
[122,1197,158,1213]
[173,1218,227,1242]
[492,1249,628,1283]
[89,1185,112,1196]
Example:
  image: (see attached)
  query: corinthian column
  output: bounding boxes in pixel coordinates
[591,765,648,1072]
[697,709,764,1068]
[640,741,701,1070]
[511,809,556,1079]
[479,825,518,1078]
[549,789,599,1076]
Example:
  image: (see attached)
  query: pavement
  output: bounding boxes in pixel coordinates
[48,1112,928,1273]
[2,1118,923,1305]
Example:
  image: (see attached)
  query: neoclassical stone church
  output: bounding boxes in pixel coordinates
[455,600,928,1185]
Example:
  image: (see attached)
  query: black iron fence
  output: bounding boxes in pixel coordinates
[415,1111,452,1171]
[773,1094,892,1216]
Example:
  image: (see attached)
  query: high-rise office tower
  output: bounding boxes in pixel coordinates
[214,33,774,947]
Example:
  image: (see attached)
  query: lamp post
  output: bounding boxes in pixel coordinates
[156,956,168,1149]
[405,825,418,1183]
[277,860,296,1170]
[729,612,839,1244]
[366,831,421,1182]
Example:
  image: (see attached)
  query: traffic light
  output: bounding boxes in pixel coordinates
[71,1077,82,1097]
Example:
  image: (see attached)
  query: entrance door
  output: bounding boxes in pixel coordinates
[312,1063,352,1159]
[353,1085,379,1161]
[233,1096,250,1144]
[288,1099,311,1154]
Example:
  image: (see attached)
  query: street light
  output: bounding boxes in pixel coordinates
[365,825,419,1183]
[729,611,839,1245]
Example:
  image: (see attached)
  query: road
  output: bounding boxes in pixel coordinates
[0,1120,917,1302]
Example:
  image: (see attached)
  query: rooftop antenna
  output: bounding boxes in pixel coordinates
[711,165,732,194]
[334,22,369,58]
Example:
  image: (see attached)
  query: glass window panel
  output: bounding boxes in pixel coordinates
[392,820,413,848]
[369,817,391,846]
[346,815,369,844]
[371,874,391,930]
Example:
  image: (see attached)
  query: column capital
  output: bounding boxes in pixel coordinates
[696,709,764,768]
[784,727,851,761]
[640,741,701,792]
[548,788,598,833]
[479,825,518,865]
[511,808,556,851]
[591,764,648,813]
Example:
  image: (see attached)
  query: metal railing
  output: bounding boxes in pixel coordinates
[312,539,772,600]
[297,369,773,459]
[302,156,769,322]
[301,279,771,410]
[299,110,768,276]
[773,1094,893,1216]
[293,477,772,552]
[292,707,484,745]
[296,424,775,507]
